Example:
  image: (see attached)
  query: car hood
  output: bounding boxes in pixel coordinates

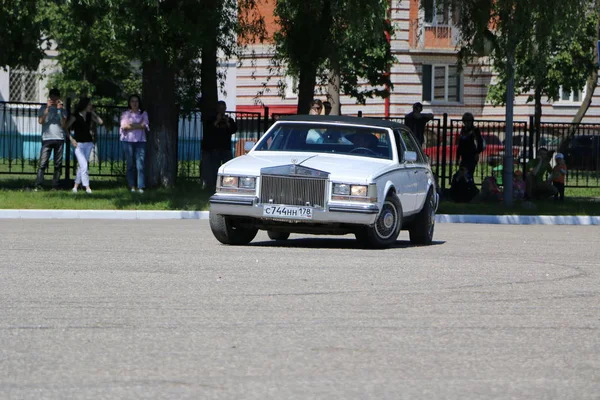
[220,152,392,183]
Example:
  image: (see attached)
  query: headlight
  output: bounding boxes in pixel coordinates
[350,185,368,197]
[218,175,256,193]
[221,176,238,187]
[332,183,377,202]
[332,183,351,195]
[239,176,256,189]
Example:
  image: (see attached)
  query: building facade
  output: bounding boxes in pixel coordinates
[235,0,600,124]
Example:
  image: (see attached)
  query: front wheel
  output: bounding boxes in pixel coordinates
[355,194,402,249]
[267,231,290,241]
[409,189,436,245]
[209,213,258,245]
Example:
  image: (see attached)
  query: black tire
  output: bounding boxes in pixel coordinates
[355,193,402,249]
[209,212,258,245]
[409,189,436,245]
[267,231,290,241]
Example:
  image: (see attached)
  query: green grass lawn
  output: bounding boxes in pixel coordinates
[0,177,211,211]
[1,176,600,214]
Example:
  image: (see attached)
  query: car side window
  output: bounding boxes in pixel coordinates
[399,129,425,163]
[393,130,405,163]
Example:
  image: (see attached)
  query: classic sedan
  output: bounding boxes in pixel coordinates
[209,115,439,248]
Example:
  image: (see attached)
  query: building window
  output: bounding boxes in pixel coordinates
[559,86,584,103]
[9,69,39,102]
[423,0,453,25]
[422,64,461,103]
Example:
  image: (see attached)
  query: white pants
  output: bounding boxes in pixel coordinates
[74,142,94,187]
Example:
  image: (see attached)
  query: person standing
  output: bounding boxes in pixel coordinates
[552,152,567,201]
[201,101,237,191]
[456,112,484,178]
[120,94,149,193]
[66,98,103,194]
[404,102,434,147]
[34,88,67,191]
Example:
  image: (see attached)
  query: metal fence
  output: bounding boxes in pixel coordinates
[0,101,265,180]
[2,100,599,188]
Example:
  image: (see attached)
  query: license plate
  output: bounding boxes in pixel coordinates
[262,205,313,220]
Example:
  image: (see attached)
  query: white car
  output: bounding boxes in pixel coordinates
[209,115,438,248]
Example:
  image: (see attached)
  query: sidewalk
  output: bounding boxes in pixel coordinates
[1,209,599,225]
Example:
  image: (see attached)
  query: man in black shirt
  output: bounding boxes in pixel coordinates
[201,101,237,192]
[404,102,434,147]
[456,112,484,178]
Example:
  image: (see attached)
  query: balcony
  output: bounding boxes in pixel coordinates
[410,21,459,51]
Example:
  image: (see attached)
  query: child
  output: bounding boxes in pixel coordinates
[552,153,567,201]
[513,170,526,201]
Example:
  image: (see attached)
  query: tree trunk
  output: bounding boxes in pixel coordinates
[534,85,542,147]
[201,32,219,116]
[327,67,341,115]
[568,16,599,136]
[142,59,178,188]
[295,0,332,115]
[297,65,319,114]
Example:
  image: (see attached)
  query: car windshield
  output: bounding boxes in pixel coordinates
[255,123,393,160]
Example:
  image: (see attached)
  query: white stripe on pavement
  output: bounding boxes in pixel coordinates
[0,210,599,225]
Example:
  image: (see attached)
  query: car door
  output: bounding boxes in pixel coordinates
[392,129,417,214]
[399,128,429,209]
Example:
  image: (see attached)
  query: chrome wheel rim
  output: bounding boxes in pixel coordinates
[375,200,398,240]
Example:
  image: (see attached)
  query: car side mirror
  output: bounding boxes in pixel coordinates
[404,151,418,162]
[244,141,256,152]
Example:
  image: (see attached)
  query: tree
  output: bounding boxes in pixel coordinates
[444,0,594,206]
[38,0,141,105]
[570,0,600,133]
[0,0,47,70]
[273,0,394,114]
[483,1,596,143]
[60,0,263,187]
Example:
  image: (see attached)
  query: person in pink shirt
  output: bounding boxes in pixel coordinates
[120,95,149,193]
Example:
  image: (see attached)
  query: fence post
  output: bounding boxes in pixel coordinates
[441,113,448,190]
[65,97,71,182]
[528,115,535,162]
[263,106,270,135]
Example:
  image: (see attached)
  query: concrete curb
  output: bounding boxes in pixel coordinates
[0,210,599,225]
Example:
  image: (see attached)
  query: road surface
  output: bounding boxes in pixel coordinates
[1,220,599,399]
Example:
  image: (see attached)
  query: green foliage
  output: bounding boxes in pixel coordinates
[38,0,141,105]
[483,3,597,106]
[443,0,596,107]
[0,0,47,70]
[273,0,395,107]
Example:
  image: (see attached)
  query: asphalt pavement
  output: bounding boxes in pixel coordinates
[0,220,599,400]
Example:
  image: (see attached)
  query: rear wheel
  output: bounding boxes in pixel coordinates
[209,213,258,245]
[355,194,402,249]
[409,189,436,245]
[267,231,290,241]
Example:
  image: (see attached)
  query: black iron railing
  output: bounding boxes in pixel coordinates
[1,100,599,188]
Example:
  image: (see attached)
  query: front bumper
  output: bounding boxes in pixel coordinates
[209,194,379,225]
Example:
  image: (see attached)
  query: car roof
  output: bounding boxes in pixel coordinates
[276,114,407,130]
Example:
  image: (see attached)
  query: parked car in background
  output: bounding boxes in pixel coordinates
[423,132,519,166]
[503,134,562,164]
[209,115,439,248]
[561,135,600,171]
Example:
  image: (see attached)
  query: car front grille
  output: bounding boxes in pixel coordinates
[259,175,327,207]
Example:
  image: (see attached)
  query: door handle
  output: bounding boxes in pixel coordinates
[413,170,419,174]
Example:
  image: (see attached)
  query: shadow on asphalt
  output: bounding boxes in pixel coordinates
[249,238,446,250]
